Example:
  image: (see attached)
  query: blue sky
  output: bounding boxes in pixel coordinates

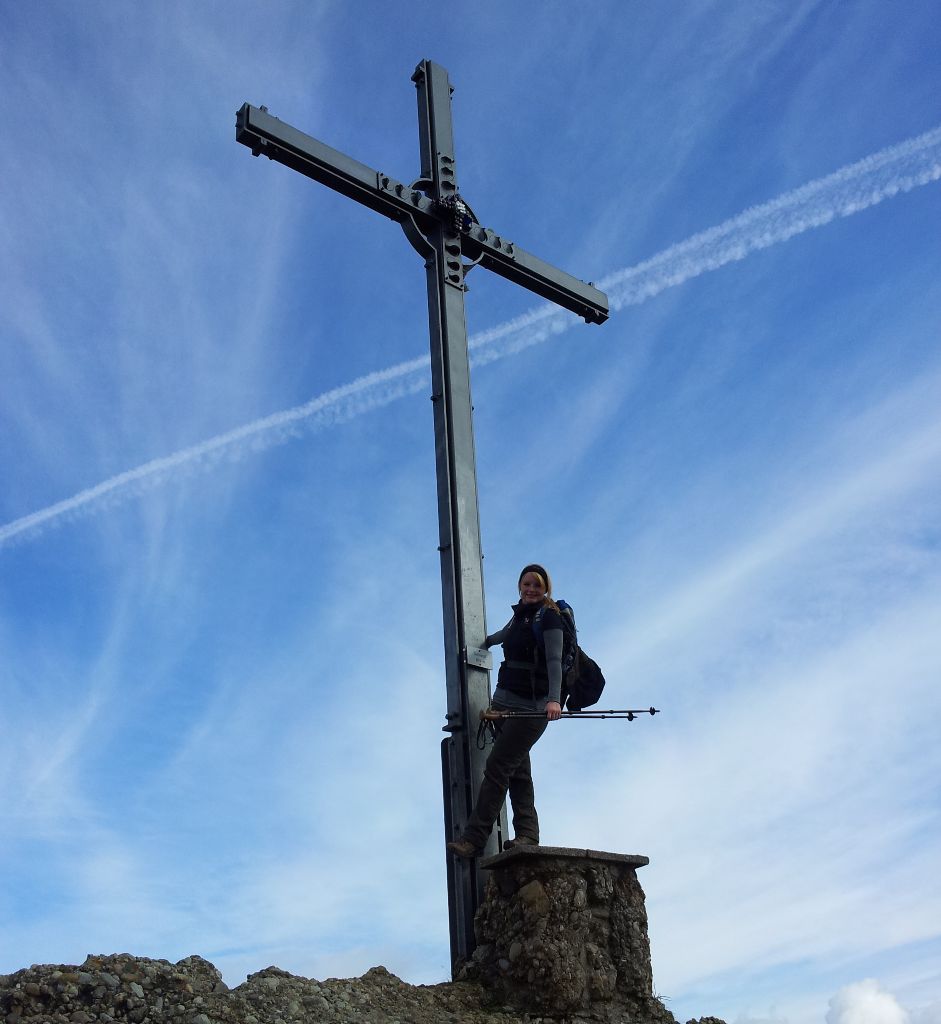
[1,3,939,1023]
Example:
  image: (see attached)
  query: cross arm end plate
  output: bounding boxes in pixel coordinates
[462,229,608,324]
[235,103,407,223]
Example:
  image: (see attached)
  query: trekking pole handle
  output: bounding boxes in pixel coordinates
[480,708,507,721]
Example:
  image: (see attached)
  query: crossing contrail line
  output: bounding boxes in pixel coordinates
[2,125,940,549]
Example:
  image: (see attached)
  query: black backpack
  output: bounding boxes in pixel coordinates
[534,600,606,711]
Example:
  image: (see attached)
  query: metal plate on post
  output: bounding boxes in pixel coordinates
[464,646,492,671]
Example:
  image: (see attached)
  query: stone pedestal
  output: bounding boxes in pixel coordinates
[459,846,674,1022]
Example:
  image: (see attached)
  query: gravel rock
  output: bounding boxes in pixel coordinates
[0,952,724,1024]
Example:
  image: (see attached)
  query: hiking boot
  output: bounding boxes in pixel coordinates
[447,838,480,858]
[503,836,538,850]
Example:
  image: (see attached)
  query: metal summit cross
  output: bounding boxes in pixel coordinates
[235,59,608,971]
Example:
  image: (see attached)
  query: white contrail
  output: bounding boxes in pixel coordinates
[0,355,431,546]
[599,124,941,309]
[2,125,940,549]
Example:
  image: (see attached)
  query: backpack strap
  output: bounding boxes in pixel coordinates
[534,601,577,650]
[532,604,545,642]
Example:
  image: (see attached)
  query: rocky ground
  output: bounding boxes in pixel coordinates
[0,953,724,1024]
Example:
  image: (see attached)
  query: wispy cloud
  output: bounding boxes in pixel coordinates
[602,374,941,671]
[2,123,939,549]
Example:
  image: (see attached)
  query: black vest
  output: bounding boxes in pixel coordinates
[497,601,561,698]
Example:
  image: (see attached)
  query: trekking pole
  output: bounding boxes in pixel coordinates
[481,707,659,722]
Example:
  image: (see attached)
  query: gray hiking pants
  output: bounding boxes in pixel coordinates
[461,712,549,847]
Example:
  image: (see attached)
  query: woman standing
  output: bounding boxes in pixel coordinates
[447,563,564,858]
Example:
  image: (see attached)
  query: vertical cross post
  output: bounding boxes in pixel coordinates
[411,60,505,967]
[234,57,608,975]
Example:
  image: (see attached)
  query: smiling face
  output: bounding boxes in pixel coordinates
[518,571,548,605]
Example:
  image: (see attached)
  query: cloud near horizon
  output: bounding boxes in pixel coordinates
[828,980,911,1024]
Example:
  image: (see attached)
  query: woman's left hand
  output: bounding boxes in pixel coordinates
[546,701,562,721]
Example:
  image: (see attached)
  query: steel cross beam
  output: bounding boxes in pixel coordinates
[235,59,608,972]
